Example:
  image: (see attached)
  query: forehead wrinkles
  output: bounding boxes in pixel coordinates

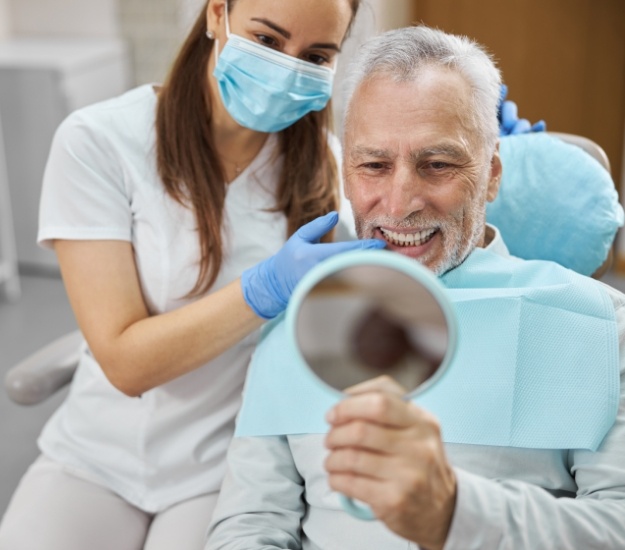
[349,145,390,158]
[348,142,471,163]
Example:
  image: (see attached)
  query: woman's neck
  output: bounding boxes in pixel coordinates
[205,64,269,181]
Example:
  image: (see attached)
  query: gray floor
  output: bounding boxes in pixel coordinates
[0,273,75,517]
[2,268,625,520]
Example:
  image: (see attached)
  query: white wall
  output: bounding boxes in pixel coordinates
[178,0,205,35]
[332,0,414,132]
[0,0,11,39]
[369,0,414,32]
[118,0,206,86]
[4,0,202,85]
[8,0,118,37]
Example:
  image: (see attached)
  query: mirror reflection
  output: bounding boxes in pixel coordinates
[296,264,450,396]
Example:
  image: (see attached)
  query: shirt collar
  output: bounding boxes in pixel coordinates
[483,223,510,258]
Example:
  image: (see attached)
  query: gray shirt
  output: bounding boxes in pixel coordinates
[207,231,625,549]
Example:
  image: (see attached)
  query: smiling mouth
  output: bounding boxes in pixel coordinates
[379,227,437,247]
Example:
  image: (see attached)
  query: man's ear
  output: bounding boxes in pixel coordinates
[342,159,354,203]
[342,125,354,202]
[486,142,502,203]
[206,0,227,38]
[343,168,352,201]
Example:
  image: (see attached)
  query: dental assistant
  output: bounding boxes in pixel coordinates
[0,1,384,549]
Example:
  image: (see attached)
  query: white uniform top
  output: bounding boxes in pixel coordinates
[37,84,351,512]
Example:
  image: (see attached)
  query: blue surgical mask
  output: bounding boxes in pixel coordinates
[212,5,335,133]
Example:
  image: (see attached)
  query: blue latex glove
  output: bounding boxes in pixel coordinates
[241,212,386,319]
[498,84,546,136]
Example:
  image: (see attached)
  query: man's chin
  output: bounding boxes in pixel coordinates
[380,241,467,276]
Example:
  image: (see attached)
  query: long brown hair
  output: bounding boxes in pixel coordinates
[156,0,360,297]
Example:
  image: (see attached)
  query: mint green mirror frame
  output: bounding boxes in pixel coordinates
[285,249,458,521]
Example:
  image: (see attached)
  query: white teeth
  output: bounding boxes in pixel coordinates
[380,227,436,247]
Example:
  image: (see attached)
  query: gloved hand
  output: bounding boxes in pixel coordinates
[241,211,386,319]
[498,84,546,136]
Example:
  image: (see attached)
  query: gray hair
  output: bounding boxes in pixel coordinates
[342,26,502,150]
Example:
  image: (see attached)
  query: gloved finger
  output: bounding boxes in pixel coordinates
[312,238,386,261]
[295,211,339,243]
[500,100,518,132]
[499,83,508,106]
[531,120,546,132]
[510,118,531,135]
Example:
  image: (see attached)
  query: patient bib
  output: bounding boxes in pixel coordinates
[235,249,619,451]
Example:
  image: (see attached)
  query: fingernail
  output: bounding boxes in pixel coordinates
[325,408,336,423]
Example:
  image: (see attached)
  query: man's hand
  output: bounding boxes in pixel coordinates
[324,385,456,550]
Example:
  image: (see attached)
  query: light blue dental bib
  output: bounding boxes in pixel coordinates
[235,248,620,451]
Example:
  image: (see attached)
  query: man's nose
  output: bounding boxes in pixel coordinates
[385,164,426,219]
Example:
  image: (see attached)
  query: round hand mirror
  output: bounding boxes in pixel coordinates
[286,250,457,520]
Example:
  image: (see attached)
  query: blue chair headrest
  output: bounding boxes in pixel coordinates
[487,133,624,275]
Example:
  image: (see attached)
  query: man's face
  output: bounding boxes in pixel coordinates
[344,67,502,275]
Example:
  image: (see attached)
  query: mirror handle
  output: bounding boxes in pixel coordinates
[339,494,376,521]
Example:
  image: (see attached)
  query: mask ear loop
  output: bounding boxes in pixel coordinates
[224,1,231,37]
[213,1,231,65]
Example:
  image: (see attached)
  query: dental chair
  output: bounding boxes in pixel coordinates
[4,132,624,406]
[551,133,613,279]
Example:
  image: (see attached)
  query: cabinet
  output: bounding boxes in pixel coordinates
[0,108,19,299]
[0,38,130,273]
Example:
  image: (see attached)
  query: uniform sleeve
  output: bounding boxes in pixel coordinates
[38,110,132,249]
[206,436,305,550]
[444,294,625,549]
[327,132,356,242]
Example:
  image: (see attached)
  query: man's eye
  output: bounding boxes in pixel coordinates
[429,161,450,170]
[363,162,385,170]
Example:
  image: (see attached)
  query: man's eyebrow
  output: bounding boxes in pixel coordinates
[409,145,468,162]
[349,146,393,159]
[250,18,341,52]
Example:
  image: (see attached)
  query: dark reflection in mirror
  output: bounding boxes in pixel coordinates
[296,265,449,395]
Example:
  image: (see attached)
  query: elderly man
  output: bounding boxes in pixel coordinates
[206,26,625,549]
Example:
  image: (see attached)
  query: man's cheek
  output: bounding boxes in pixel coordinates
[354,182,384,210]
[343,169,361,202]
